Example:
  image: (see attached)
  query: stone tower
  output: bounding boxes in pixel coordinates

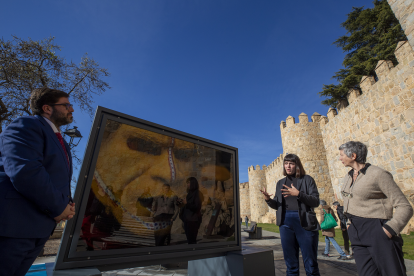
[280,112,334,204]
[239,182,251,219]
[247,165,269,222]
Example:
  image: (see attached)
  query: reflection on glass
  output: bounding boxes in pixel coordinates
[76,120,235,251]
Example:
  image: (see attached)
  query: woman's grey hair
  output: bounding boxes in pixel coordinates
[339,141,368,164]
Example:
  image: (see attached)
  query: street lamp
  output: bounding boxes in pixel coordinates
[63,126,83,149]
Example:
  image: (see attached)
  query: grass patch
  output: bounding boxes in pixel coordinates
[245,223,414,260]
[257,223,280,233]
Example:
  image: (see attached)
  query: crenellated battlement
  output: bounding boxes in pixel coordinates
[248,164,267,172]
[264,153,284,170]
[320,40,413,124]
[279,112,324,131]
[240,182,249,189]
[282,41,414,129]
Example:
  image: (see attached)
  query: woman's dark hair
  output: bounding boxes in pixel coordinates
[283,153,306,178]
[186,177,199,192]
[30,87,69,115]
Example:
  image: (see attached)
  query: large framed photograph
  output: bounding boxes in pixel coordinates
[55,107,241,270]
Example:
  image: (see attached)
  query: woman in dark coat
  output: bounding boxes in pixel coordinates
[260,153,320,276]
[179,177,203,244]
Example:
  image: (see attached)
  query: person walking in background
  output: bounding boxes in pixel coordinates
[332,201,351,255]
[0,88,76,276]
[339,141,413,276]
[319,200,351,260]
[245,215,249,228]
[179,177,203,244]
[260,153,320,276]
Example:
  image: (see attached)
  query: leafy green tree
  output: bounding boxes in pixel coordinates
[0,35,110,131]
[319,0,407,107]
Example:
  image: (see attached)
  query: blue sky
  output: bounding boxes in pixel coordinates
[1,0,375,184]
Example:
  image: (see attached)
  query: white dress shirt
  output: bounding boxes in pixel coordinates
[42,116,60,133]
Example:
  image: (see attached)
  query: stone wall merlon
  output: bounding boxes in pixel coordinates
[299,113,309,123]
[319,116,329,127]
[286,115,295,127]
[375,60,394,77]
[311,112,322,123]
[336,99,349,112]
[360,76,376,93]
[280,121,286,130]
[327,108,337,120]
[347,88,361,104]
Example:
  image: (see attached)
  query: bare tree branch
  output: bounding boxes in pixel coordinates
[0,35,111,163]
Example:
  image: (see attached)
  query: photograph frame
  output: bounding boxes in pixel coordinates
[54,106,241,271]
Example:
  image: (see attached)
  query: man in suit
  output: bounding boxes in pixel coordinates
[0,87,76,276]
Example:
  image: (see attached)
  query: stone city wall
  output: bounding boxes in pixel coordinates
[239,182,251,218]
[321,41,414,207]
[389,0,414,50]
[247,165,270,223]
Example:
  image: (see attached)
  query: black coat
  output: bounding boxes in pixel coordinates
[266,175,320,231]
[336,206,347,230]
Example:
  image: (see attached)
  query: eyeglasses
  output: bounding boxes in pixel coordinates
[341,191,353,198]
[50,103,73,110]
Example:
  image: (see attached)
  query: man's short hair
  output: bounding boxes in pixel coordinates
[332,201,340,206]
[30,87,69,116]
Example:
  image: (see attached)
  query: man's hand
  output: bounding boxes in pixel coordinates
[259,187,273,201]
[281,184,299,197]
[54,203,76,223]
[383,227,392,239]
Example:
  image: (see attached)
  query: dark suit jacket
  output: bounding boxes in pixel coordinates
[0,115,72,238]
[266,175,320,231]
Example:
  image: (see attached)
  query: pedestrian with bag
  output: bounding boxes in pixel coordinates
[260,153,320,276]
[339,141,413,276]
[319,200,351,260]
[332,201,351,255]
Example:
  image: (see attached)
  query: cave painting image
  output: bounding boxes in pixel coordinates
[76,119,235,251]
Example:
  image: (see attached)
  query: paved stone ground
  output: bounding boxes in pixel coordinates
[34,228,414,275]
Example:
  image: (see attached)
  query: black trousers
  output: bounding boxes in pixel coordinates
[184,221,200,244]
[154,214,173,246]
[0,236,49,276]
[348,216,406,276]
[341,229,350,254]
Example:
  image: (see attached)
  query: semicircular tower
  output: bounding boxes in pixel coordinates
[280,113,334,204]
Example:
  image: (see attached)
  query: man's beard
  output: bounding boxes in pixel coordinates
[51,107,73,128]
